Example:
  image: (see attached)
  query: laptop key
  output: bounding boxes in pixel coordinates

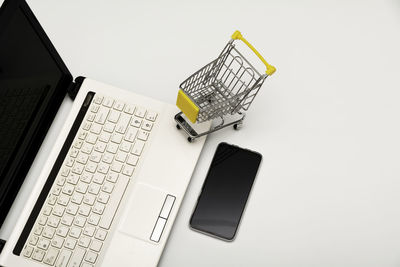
[88,214,100,226]
[64,238,77,250]
[95,106,109,125]
[94,95,103,105]
[131,117,142,128]
[34,225,44,235]
[85,250,98,264]
[47,216,60,228]
[67,247,86,267]
[135,107,146,118]
[142,121,153,131]
[122,165,134,177]
[37,238,50,250]
[113,101,125,111]
[124,104,135,115]
[29,235,39,246]
[103,122,115,133]
[23,245,34,257]
[115,114,131,134]
[43,247,59,265]
[125,127,138,142]
[145,110,157,121]
[108,110,120,123]
[83,225,95,237]
[102,97,114,108]
[61,215,74,226]
[131,140,145,155]
[51,236,64,249]
[126,155,139,166]
[89,239,102,252]
[94,229,107,241]
[69,227,82,239]
[137,129,149,141]
[97,192,110,204]
[78,236,91,248]
[42,226,56,239]
[55,249,72,267]
[90,105,99,113]
[31,248,45,261]
[57,226,69,238]
[38,215,48,225]
[86,113,95,122]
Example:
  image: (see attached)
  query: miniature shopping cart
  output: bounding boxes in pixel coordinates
[175,30,276,142]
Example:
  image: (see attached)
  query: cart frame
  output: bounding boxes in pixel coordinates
[175,31,275,142]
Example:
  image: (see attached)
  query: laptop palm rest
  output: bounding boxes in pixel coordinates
[118,183,167,243]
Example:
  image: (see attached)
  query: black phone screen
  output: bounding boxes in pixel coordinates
[190,142,262,240]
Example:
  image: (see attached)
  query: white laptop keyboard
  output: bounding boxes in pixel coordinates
[21,94,158,266]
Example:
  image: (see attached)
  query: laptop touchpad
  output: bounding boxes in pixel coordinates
[118,183,167,243]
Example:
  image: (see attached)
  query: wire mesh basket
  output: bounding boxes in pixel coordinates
[175,30,276,142]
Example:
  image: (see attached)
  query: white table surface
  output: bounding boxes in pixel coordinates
[1,0,400,266]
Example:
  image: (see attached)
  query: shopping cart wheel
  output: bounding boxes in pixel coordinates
[233,123,243,130]
[187,137,194,143]
[176,124,181,130]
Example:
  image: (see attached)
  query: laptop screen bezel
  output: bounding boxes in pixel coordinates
[0,0,73,228]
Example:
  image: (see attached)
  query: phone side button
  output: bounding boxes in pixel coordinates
[150,217,167,242]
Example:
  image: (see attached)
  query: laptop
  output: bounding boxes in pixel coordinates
[0,0,210,266]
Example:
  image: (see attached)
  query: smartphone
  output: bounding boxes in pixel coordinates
[190,142,262,241]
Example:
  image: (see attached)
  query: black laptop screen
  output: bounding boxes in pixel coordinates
[0,7,64,177]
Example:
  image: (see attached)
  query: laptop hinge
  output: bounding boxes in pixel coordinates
[0,239,5,254]
[67,76,86,100]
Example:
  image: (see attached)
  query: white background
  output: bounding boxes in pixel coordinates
[1,0,400,266]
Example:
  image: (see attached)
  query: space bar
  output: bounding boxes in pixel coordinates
[99,174,130,229]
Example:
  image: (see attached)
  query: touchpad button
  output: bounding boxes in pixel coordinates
[118,183,166,243]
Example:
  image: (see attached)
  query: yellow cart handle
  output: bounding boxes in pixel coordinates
[231,30,276,76]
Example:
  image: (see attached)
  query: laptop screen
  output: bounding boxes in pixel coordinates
[0,6,65,178]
